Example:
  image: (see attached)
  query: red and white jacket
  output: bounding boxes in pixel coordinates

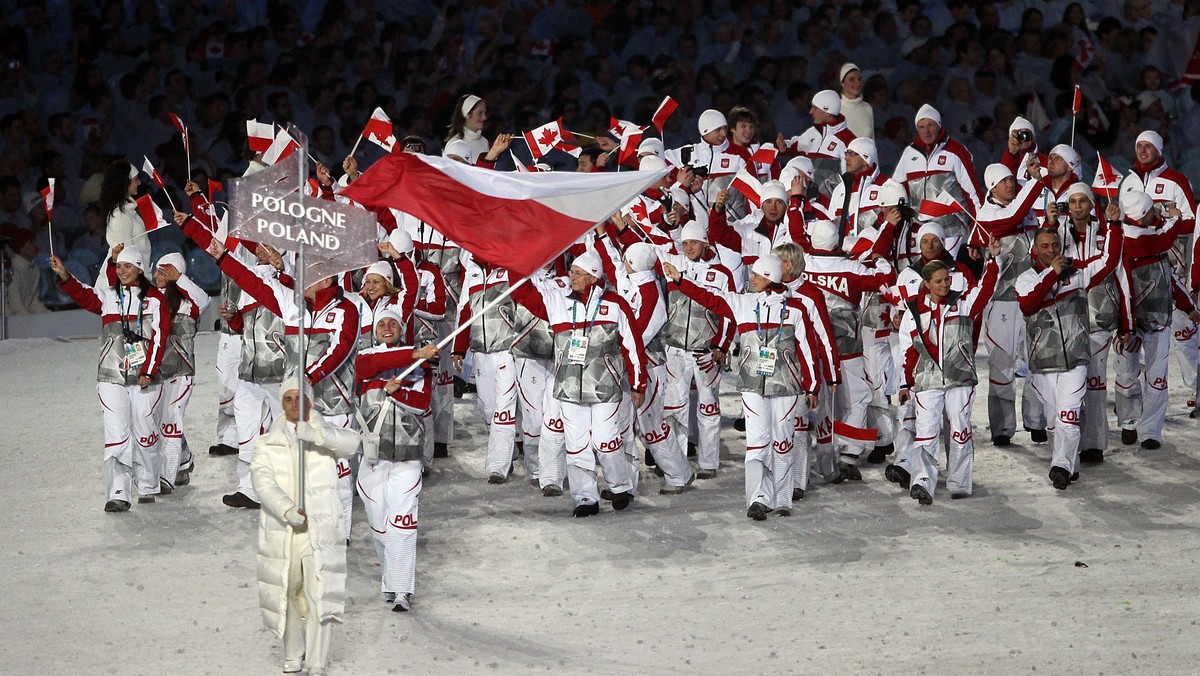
[59,269,170,386]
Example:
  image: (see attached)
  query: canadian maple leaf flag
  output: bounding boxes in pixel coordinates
[41,178,54,220]
[730,168,764,208]
[652,96,678,132]
[135,194,171,233]
[340,152,670,277]
[246,120,274,154]
[142,156,165,189]
[523,118,577,161]
[362,107,396,152]
[168,112,189,153]
[262,128,300,165]
[917,190,966,220]
[1092,153,1122,198]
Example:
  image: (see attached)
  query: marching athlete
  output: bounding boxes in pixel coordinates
[51,246,169,511]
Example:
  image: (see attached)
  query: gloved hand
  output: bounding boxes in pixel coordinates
[284,507,307,529]
[295,420,326,446]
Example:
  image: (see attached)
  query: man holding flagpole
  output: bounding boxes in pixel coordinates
[507,251,648,516]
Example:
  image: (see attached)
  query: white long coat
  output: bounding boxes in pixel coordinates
[251,412,359,637]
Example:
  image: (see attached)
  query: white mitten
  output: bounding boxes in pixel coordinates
[295,421,326,446]
[284,507,307,528]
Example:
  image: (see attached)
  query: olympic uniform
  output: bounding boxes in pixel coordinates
[58,257,169,508]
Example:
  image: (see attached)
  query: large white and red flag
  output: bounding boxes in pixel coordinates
[262,128,300,165]
[246,120,274,153]
[523,118,578,161]
[1092,153,1123,198]
[135,194,171,233]
[341,152,670,276]
[652,96,678,132]
[362,107,396,152]
[917,189,966,220]
[730,167,764,208]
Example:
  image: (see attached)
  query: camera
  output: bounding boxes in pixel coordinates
[689,164,709,178]
[1055,201,1069,215]
[1015,129,1033,144]
[122,328,147,343]
[1059,258,1076,280]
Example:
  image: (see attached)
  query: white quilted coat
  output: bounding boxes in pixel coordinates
[250,413,359,637]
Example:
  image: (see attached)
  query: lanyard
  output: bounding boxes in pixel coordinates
[571,287,603,333]
[116,283,144,337]
[754,299,784,346]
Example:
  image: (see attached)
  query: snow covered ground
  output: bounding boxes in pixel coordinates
[3,331,1200,674]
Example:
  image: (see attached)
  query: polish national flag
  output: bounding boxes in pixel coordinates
[523,118,577,161]
[246,120,274,154]
[730,168,764,208]
[362,107,396,153]
[652,96,678,132]
[833,420,878,447]
[142,156,165,189]
[340,152,671,277]
[168,112,189,153]
[41,178,54,220]
[1071,85,1082,116]
[1092,154,1122,198]
[262,128,300,165]
[609,117,645,166]
[918,190,966,220]
[208,179,224,197]
[135,194,171,233]
[750,144,778,166]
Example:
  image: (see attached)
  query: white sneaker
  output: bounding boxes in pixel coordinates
[392,593,413,612]
[282,658,303,673]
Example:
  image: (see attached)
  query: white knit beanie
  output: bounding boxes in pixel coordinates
[759,180,788,205]
[808,220,840,251]
[812,90,842,116]
[984,163,1014,192]
[847,137,877,167]
[750,255,782,284]
[364,261,394,285]
[915,104,942,127]
[698,109,728,136]
[571,249,603,278]
[679,222,708,244]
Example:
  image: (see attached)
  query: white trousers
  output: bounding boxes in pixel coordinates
[742,392,799,510]
[324,412,357,541]
[1171,309,1198,393]
[215,334,241,447]
[1119,328,1172,442]
[159,375,195,488]
[985,300,1046,437]
[97,382,165,501]
[663,346,723,471]
[834,356,872,462]
[473,350,518,476]
[283,532,331,672]
[791,396,814,492]
[432,321,456,445]
[635,365,693,486]
[234,379,280,501]
[537,386,566,489]
[861,327,895,446]
[891,396,917,473]
[1030,366,1087,474]
[1080,331,1112,451]
[560,400,630,506]
[1112,336,1143,431]
[911,386,976,498]
[516,357,554,479]
[357,459,421,596]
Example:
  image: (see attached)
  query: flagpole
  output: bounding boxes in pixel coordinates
[292,128,310,514]
[387,233,594,384]
[348,132,365,158]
